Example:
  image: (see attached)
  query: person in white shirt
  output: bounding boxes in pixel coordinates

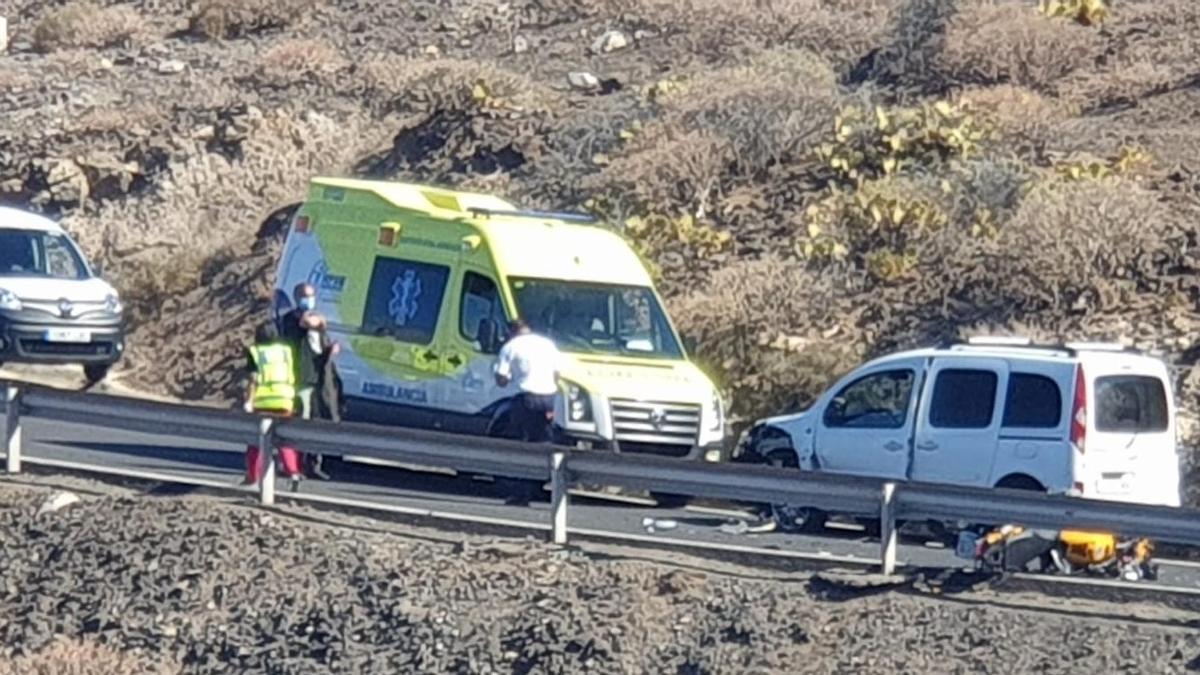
[493,318,563,443]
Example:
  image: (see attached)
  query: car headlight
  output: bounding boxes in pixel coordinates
[709,390,725,431]
[562,380,594,423]
[0,289,21,312]
[104,293,123,315]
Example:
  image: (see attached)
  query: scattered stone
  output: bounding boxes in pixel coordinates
[0,16,7,54]
[591,29,629,54]
[512,35,529,54]
[157,60,186,75]
[36,491,81,517]
[567,70,600,91]
[423,44,441,57]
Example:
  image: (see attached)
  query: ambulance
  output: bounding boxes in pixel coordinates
[271,178,727,465]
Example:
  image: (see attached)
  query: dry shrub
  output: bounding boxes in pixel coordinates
[1054,61,1178,112]
[958,85,1069,161]
[191,0,319,39]
[938,0,1103,89]
[866,0,959,90]
[907,177,1182,326]
[590,129,730,221]
[656,50,839,174]
[0,636,178,675]
[353,57,561,116]
[585,50,838,218]
[257,38,346,86]
[33,2,147,51]
[71,103,164,136]
[670,257,866,427]
[611,0,893,66]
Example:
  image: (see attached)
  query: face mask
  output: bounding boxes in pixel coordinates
[298,296,316,311]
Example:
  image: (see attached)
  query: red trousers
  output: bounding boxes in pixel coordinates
[244,407,303,482]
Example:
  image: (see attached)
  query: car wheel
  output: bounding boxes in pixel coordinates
[83,364,110,385]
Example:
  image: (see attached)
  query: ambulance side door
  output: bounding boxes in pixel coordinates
[439,267,511,425]
[351,249,454,412]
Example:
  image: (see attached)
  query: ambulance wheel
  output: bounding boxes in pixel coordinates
[83,364,110,385]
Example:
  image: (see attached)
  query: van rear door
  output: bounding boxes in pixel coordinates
[1080,356,1179,507]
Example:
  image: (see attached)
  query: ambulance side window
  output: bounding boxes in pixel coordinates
[460,272,506,352]
[362,257,449,345]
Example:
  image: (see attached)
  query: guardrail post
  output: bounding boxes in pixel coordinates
[5,385,21,474]
[257,417,276,506]
[880,482,897,575]
[549,450,568,545]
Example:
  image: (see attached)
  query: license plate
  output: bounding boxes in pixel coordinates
[1098,473,1133,493]
[43,329,91,343]
[955,531,979,560]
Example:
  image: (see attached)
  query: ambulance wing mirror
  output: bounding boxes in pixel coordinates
[681,334,698,356]
[478,317,501,354]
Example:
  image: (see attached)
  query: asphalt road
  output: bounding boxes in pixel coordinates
[4,409,1200,591]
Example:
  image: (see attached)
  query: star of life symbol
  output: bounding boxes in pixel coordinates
[388,269,422,326]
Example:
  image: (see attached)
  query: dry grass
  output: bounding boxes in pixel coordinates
[191,0,320,39]
[0,637,179,675]
[938,0,1103,89]
[353,57,562,115]
[33,2,148,52]
[959,84,1069,160]
[256,38,346,86]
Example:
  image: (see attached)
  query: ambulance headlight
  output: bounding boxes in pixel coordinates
[104,293,123,315]
[562,380,593,423]
[0,289,21,312]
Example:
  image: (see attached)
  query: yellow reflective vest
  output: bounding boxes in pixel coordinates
[250,342,297,414]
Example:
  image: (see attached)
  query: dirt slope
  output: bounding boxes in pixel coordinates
[2,0,1199,496]
[1,480,1198,674]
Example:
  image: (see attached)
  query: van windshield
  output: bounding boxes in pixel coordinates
[0,228,89,280]
[1095,375,1168,433]
[509,278,683,359]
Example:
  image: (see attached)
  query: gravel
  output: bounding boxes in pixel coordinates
[1,482,1198,673]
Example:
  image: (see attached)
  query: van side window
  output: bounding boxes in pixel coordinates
[823,369,914,429]
[930,369,998,429]
[1095,376,1168,432]
[1002,374,1062,428]
[460,272,506,346]
[362,257,449,345]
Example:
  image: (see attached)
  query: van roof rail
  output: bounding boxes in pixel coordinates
[942,337,1142,358]
[466,207,599,224]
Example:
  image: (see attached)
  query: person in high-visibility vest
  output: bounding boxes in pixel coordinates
[241,321,304,486]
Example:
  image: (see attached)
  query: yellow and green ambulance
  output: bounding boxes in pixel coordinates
[271,178,727,462]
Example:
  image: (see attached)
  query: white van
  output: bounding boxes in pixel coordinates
[0,206,125,384]
[738,337,1181,530]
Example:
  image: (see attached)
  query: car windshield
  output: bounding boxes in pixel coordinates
[0,228,89,280]
[509,278,683,359]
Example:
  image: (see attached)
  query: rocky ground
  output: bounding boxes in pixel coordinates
[0,477,1198,674]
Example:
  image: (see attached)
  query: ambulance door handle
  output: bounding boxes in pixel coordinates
[423,349,439,360]
[447,355,463,367]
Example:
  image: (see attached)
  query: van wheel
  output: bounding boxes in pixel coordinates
[651,492,689,509]
[83,364,110,386]
[764,451,827,533]
[995,475,1045,492]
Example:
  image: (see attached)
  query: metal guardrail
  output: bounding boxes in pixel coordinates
[6,381,1200,575]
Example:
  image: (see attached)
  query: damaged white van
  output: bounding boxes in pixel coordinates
[738,337,1182,531]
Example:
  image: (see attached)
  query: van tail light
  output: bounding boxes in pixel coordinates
[294,215,311,234]
[1070,364,1087,456]
[1073,481,1086,495]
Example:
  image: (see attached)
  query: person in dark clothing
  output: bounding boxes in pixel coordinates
[278,282,339,480]
[278,282,325,419]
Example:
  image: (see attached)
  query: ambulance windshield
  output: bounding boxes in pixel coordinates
[509,278,683,359]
